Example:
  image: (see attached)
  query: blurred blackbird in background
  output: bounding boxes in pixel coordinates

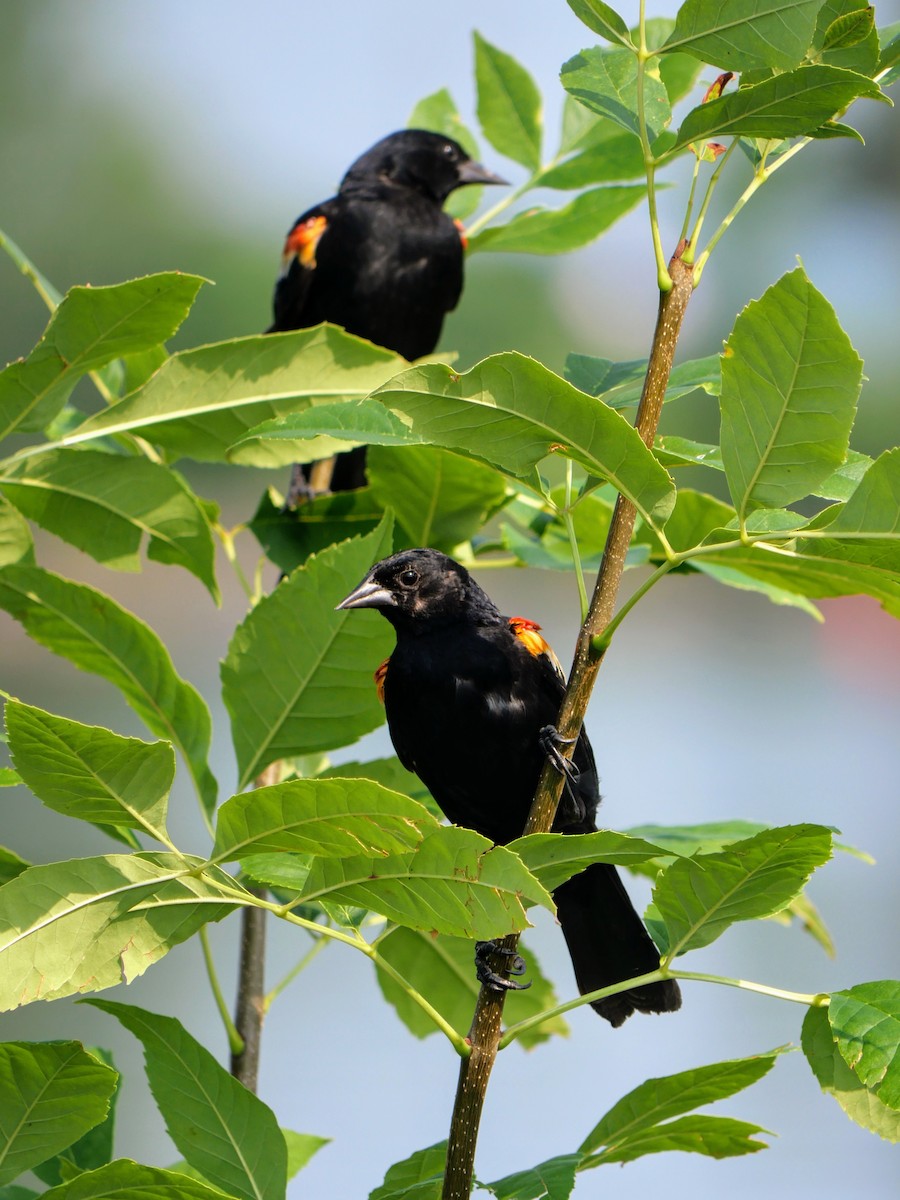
[270,130,506,499]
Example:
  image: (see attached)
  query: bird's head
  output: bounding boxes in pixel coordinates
[340,130,507,204]
[337,548,498,630]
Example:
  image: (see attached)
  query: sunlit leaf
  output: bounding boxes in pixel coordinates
[6,700,173,842]
[0,274,204,443]
[0,565,217,814]
[0,854,236,1011]
[212,777,438,862]
[0,450,218,600]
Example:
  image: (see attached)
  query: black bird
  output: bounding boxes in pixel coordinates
[271,129,506,496]
[338,549,682,1027]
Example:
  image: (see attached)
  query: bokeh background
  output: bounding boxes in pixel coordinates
[2,1,899,1196]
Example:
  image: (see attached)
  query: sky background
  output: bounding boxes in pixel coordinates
[2,2,900,1197]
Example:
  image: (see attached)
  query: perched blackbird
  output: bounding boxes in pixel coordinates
[270,129,506,496]
[338,549,682,1027]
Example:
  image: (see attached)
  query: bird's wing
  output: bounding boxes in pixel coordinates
[269,201,333,332]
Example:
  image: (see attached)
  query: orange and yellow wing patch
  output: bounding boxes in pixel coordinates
[283,214,328,271]
[374,658,390,704]
[509,616,564,678]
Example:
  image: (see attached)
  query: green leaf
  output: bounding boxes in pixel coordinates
[6,700,173,843]
[375,927,568,1048]
[68,326,407,465]
[626,819,768,862]
[85,1000,286,1200]
[0,450,218,601]
[693,560,824,617]
[0,274,205,443]
[672,65,888,150]
[508,830,672,893]
[322,755,435,810]
[0,566,217,815]
[501,489,618,574]
[591,1115,769,1165]
[368,445,508,552]
[0,847,29,887]
[229,397,413,466]
[652,436,722,470]
[485,1153,580,1199]
[0,854,236,1011]
[283,1130,329,1180]
[299,826,553,938]
[212,777,438,862]
[561,47,671,141]
[408,89,479,158]
[40,1161,233,1200]
[248,485,384,575]
[566,0,633,48]
[579,1051,779,1156]
[811,447,900,545]
[812,448,873,500]
[473,32,542,170]
[815,1,879,76]
[720,268,862,515]
[828,983,900,1107]
[32,1047,119,1186]
[648,27,706,104]
[467,186,646,255]
[0,1042,117,1185]
[408,89,483,220]
[221,519,394,790]
[684,537,900,617]
[369,1142,446,1200]
[372,355,675,525]
[652,824,833,956]
[564,352,720,408]
[661,0,823,71]
[879,23,900,84]
[0,770,21,788]
[803,1004,900,1141]
[538,132,645,188]
[0,499,34,568]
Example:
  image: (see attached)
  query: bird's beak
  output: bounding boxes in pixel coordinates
[457,160,509,187]
[336,577,396,611]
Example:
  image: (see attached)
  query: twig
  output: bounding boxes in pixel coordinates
[440,247,694,1200]
[229,760,280,1091]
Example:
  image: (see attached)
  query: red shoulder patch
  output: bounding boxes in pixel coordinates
[283,214,328,270]
[454,218,468,250]
[509,616,564,678]
[374,658,389,705]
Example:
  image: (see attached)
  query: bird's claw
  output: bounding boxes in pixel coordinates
[538,725,580,783]
[474,941,532,993]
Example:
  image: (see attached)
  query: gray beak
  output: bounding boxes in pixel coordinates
[457,160,509,187]
[336,578,396,611]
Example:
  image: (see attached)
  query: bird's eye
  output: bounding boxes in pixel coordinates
[442,143,455,158]
[399,569,419,586]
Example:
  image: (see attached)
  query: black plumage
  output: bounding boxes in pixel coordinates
[271,130,505,494]
[338,548,682,1026]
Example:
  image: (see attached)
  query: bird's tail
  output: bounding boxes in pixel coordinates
[553,861,681,1027]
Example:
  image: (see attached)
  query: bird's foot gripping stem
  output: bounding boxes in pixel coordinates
[538,725,579,784]
[474,941,531,993]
